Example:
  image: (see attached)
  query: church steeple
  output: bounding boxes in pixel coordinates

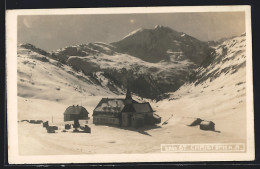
[125,84,132,100]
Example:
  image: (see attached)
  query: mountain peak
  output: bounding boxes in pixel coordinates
[122,26,175,40]
[154,25,169,29]
[122,28,144,39]
[18,43,36,48]
[18,43,49,56]
[241,32,246,36]
[154,25,175,32]
[112,25,212,64]
[154,25,163,29]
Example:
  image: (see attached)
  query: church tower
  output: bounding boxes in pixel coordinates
[125,84,133,104]
[125,84,132,100]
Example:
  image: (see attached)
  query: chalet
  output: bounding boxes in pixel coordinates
[93,87,161,128]
[64,105,89,121]
[200,121,215,131]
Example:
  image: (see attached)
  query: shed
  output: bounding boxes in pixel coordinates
[83,125,91,133]
[64,105,89,121]
[29,120,36,123]
[65,124,71,129]
[43,121,49,128]
[200,121,215,131]
[46,127,55,133]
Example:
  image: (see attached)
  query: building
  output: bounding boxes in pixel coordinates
[93,87,161,128]
[64,105,89,121]
[199,121,215,131]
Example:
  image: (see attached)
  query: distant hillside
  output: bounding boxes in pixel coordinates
[17,43,123,104]
[162,33,247,102]
[190,33,246,85]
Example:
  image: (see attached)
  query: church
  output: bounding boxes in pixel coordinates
[92,87,161,128]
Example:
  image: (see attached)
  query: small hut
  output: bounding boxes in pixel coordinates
[64,105,89,132]
[35,120,43,124]
[200,121,215,131]
[43,121,49,128]
[29,120,36,123]
[46,127,55,133]
[83,125,91,133]
[65,124,71,130]
[64,105,89,121]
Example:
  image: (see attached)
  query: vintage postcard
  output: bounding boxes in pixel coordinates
[6,6,254,164]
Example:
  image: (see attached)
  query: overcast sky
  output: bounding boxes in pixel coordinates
[18,12,245,52]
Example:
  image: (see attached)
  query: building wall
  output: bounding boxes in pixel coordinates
[93,109,158,128]
[93,115,120,126]
[121,112,155,128]
[64,114,71,121]
[131,114,145,128]
[200,123,215,131]
[122,112,132,127]
[64,113,88,121]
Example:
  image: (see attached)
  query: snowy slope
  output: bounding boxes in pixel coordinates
[17,33,248,155]
[155,33,247,141]
[17,43,123,105]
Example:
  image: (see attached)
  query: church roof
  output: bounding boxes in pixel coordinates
[122,102,154,113]
[93,98,125,113]
[93,88,153,114]
[132,103,154,113]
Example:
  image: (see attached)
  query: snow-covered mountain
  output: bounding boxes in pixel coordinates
[17,26,245,102]
[19,43,195,99]
[47,26,214,99]
[112,25,213,64]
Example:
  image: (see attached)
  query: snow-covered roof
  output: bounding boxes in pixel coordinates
[64,105,89,115]
[132,103,153,113]
[94,98,125,112]
[93,97,153,114]
[200,121,215,125]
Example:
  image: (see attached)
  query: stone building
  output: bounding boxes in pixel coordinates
[93,87,161,128]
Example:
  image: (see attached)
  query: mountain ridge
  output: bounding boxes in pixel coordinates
[17,27,245,100]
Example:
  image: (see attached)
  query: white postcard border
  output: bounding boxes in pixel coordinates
[6,5,254,164]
